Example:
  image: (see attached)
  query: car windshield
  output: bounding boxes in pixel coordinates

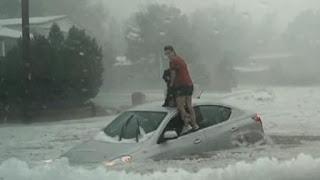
[102,111,167,143]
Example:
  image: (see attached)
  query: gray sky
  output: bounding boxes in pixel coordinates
[103,0,319,31]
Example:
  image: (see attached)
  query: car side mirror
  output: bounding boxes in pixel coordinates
[163,131,178,140]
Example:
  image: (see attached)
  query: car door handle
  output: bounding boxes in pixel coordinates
[194,139,201,144]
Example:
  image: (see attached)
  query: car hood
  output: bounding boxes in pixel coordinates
[63,140,142,165]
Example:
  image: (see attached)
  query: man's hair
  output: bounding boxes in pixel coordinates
[164,45,175,52]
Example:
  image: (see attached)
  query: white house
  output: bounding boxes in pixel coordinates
[0,15,75,57]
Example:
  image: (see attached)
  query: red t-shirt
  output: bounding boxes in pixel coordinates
[170,56,193,87]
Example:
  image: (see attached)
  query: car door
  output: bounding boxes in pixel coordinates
[150,115,207,160]
[195,105,233,151]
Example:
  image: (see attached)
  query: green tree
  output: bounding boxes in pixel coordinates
[63,26,104,105]
[0,41,24,104]
[0,0,114,91]
[48,23,64,49]
[124,4,197,86]
[47,24,66,102]
[28,35,53,106]
[0,24,104,118]
[126,4,195,62]
[43,0,115,90]
[42,0,111,46]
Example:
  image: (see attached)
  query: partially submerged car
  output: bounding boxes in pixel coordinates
[62,100,265,167]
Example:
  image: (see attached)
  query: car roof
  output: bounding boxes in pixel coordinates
[128,99,238,113]
[129,101,176,113]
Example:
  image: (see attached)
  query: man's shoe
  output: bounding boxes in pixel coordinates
[193,124,200,130]
[181,125,192,135]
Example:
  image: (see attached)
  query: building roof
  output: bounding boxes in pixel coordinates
[233,65,270,73]
[249,53,294,61]
[0,26,21,38]
[0,15,67,26]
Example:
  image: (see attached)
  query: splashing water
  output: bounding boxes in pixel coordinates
[1,154,320,180]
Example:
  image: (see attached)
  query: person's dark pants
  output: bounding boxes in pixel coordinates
[175,85,194,97]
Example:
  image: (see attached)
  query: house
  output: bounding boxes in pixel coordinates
[0,15,75,57]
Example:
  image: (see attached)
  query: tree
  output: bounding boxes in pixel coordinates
[48,23,64,49]
[283,9,320,84]
[191,6,252,64]
[0,24,104,119]
[1,0,114,91]
[124,4,197,87]
[190,6,251,89]
[0,41,24,105]
[126,4,195,62]
[63,26,104,105]
[43,0,115,90]
[284,10,320,56]
[255,13,277,47]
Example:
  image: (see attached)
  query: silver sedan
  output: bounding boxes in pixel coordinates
[63,100,265,166]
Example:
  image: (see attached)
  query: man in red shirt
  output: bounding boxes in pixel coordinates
[164,45,199,134]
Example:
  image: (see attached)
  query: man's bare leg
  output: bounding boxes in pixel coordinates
[176,96,190,126]
[186,96,199,129]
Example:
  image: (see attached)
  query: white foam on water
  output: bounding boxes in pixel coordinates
[1,154,320,180]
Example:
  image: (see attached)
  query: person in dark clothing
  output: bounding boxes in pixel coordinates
[162,69,176,107]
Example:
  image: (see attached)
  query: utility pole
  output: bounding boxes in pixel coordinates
[21,0,32,121]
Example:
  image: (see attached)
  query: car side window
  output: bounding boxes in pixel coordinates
[163,115,184,135]
[158,112,199,144]
[158,115,182,144]
[194,106,204,126]
[197,105,231,129]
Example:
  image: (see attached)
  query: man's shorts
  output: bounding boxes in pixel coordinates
[175,85,194,97]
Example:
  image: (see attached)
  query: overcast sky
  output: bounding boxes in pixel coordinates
[103,0,319,31]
